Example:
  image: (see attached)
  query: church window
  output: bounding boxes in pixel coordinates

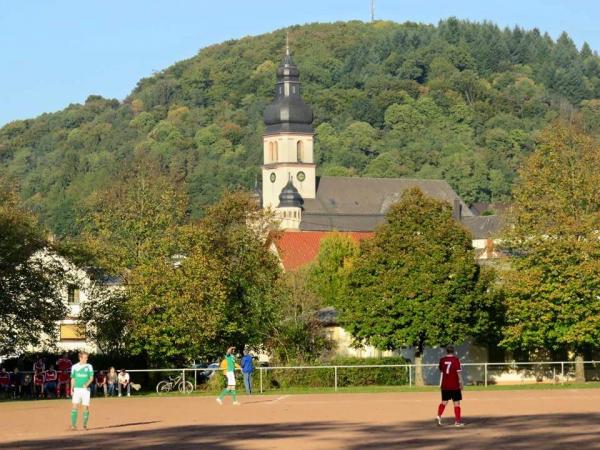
[269,141,279,162]
[297,140,304,162]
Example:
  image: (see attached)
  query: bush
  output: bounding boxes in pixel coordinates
[261,356,410,391]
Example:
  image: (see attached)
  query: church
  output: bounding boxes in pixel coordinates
[257,45,503,272]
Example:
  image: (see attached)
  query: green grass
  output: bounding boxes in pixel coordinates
[3,381,600,403]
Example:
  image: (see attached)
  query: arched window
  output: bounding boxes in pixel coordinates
[297,140,304,162]
[269,141,279,163]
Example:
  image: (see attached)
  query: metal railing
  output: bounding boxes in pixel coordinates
[8,361,600,396]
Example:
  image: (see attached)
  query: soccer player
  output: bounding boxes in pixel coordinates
[216,346,240,406]
[436,345,464,427]
[33,369,45,398]
[57,353,73,398]
[70,351,94,430]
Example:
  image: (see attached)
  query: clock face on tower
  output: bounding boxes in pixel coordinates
[297,171,306,182]
[270,172,276,183]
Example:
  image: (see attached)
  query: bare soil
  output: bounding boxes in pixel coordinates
[1,389,598,449]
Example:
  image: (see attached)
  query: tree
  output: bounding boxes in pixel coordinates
[78,280,129,356]
[341,188,500,385]
[80,161,188,277]
[308,233,358,309]
[268,268,332,364]
[126,191,283,365]
[501,124,600,380]
[0,184,67,354]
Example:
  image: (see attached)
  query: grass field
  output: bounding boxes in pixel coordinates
[1,386,599,449]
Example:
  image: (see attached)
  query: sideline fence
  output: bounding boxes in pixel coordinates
[124,361,600,394]
[11,361,600,396]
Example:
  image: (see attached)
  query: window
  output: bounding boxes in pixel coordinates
[68,285,80,304]
[60,324,85,341]
[269,141,278,162]
[297,140,304,162]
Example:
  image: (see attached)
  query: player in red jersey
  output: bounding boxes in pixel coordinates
[44,365,58,398]
[33,369,45,398]
[436,345,464,427]
[56,353,73,398]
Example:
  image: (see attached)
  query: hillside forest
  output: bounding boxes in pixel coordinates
[2,19,600,236]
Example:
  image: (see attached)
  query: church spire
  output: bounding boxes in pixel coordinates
[263,33,313,134]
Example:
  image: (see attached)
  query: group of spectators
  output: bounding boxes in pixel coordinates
[0,353,134,400]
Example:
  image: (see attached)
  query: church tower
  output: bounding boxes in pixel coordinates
[262,42,315,229]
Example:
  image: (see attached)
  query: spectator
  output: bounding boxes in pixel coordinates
[106,367,118,397]
[0,367,10,398]
[10,368,22,399]
[241,350,256,395]
[94,370,107,397]
[44,365,58,398]
[56,353,73,398]
[33,369,45,398]
[118,369,131,397]
[21,373,32,399]
[33,357,45,373]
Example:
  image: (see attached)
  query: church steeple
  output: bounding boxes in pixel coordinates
[261,35,316,226]
[263,39,313,134]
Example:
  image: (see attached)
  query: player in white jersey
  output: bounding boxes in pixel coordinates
[70,351,94,430]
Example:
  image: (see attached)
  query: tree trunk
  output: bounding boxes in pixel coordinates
[574,353,585,383]
[414,345,425,386]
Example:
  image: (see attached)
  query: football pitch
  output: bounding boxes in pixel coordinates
[1,389,598,449]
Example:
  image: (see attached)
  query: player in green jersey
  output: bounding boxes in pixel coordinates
[70,351,94,430]
[216,347,241,406]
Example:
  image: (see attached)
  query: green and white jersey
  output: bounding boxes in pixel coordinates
[71,362,94,389]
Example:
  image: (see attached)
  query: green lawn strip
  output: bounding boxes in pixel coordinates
[2,381,599,403]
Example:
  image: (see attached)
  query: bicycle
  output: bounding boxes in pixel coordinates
[155,374,194,395]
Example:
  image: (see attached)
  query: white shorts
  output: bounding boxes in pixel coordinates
[72,387,91,406]
[226,371,236,386]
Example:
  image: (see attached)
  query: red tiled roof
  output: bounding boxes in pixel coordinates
[274,231,373,271]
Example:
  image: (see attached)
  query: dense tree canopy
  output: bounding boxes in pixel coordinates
[0,184,67,354]
[501,124,600,367]
[340,189,501,382]
[2,20,600,236]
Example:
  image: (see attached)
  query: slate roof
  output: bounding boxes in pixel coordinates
[460,215,505,239]
[299,176,473,232]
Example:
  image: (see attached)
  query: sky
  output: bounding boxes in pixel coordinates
[1,0,599,126]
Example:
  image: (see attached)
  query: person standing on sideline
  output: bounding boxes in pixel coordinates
[216,347,240,405]
[436,345,464,427]
[241,350,255,395]
[56,353,73,398]
[70,351,94,430]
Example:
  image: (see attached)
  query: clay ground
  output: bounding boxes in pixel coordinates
[1,389,598,449]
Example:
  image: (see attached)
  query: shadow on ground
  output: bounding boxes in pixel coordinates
[3,413,597,449]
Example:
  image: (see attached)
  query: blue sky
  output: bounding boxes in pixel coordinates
[1,0,598,126]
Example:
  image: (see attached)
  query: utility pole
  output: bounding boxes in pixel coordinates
[370,0,375,22]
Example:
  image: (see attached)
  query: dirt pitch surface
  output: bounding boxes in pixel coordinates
[1,389,599,449]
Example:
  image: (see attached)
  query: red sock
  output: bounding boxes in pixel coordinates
[454,406,461,423]
[437,403,446,416]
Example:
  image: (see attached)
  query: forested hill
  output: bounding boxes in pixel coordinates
[3,19,600,236]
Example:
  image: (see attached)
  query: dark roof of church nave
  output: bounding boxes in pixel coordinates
[298,176,503,239]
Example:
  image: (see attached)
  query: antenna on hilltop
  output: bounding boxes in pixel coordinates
[370,0,375,22]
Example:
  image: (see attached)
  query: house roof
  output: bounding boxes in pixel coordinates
[460,215,504,239]
[274,231,372,271]
[299,176,473,231]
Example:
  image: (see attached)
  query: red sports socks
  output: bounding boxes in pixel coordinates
[454,406,461,423]
[437,403,446,416]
